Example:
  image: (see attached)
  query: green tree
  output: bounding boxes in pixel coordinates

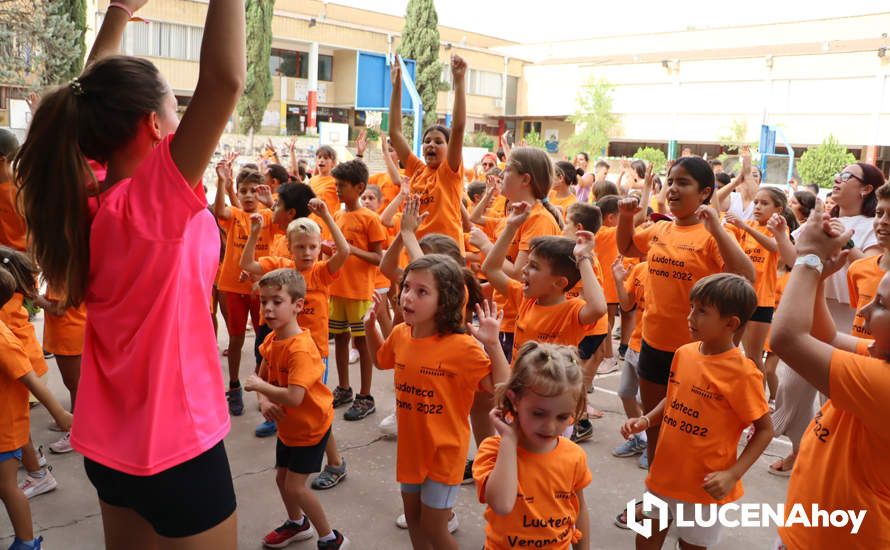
[0,0,79,86]
[567,77,619,157]
[237,0,274,142]
[398,0,441,129]
[633,147,667,173]
[464,131,495,151]
[797,135,856,189]
[522,131,546,149]
[718,118,757,154]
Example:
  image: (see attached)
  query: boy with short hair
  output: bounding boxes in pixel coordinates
[621,273,774,550]
[310,146,340,215]
[244,269,349,549]
[329,160,387,420]
[214,166,275,416]
[482,201,607,361]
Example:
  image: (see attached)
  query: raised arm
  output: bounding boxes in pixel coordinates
[725,214,778,253]
[698,206,756,282]
[380,233,405,284]
[481,203,529,294]
[381,177,409,228]
[380,136,402,185]
[767,214,798,268]
[387,56,413,164]
[399,196,427,261]
[446,55,467,173]
[633,164,654,226]
[87,0,147,66]
[239,213,264,275]
[171,0,246,186]
[611,258,635,312]
[616,197,645,257]
[573,231,608,324]
[470,176,498,226]
[214,158,234,220]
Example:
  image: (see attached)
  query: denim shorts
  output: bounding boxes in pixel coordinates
[401,478,460,509]
[0,448,23,464]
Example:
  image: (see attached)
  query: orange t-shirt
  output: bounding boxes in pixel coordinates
[566,256,608,336]
[369,170,404,213]
[0,321,33,452]
[595,225,620,303]
[329,208,387,300]
[309,174,340,215]
[633,222,725,352]
[548,191,577,216]
[0,294,47,376]
[779,348,890,547]
[269,233,291,259]
[257,257,338,358]
[376,323,491,485]
[505,279,594,360]
[486,194,509,218]
[217,208,275,294]
[727,223,778,308]
[473,436,592,549]
[646,343,768,504]
[260,330,333,446]
[43,304,87,357]
[0,180,27,251]
[847,254,884,338]
[404,154,465,254]
[624,261,648,353]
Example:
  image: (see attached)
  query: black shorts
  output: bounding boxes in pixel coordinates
[499,332,515,363]
[750,306,774,324]
[84,440,236,538]
[637,340,676,385]
[578,334,607,360]
[276,427,331,474]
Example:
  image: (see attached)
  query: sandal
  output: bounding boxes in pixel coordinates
[614,500,644,530]
[311,461,347,490]
[767,456,794,477]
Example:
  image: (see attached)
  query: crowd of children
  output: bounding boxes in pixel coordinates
[0,1,888,549]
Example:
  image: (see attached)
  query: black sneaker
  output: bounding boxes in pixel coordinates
[227,387,244,416]
[344,395,375,421]
[317,529,350,549]
[571,418,593,443]
[461,458,474,485]
[332,386,354,408]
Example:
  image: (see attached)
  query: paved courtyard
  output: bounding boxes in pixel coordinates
[2,315,795,549]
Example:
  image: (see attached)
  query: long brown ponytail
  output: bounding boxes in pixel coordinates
[507,146,563,229]
[14,56,167,307]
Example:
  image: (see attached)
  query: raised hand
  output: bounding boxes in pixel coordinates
[724,212,744,229]
[401,195,429,234]
[573,230,596,259]
[618,197,642,217]
[450,54,467,82]
[399,175,411,197]
[356,128,368,158]
[390,54,402,88]
[307,197,328,217]
[611,255,629,282]
[256,184,273,206]
[696,205,723,235]
[249,213,264,235]
[489,407,518,442]
[468,227,492,250]
[766,212,787,235]
[467,300,503,347]
[506,201,532,228]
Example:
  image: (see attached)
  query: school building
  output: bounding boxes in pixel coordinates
[2,2,889,174]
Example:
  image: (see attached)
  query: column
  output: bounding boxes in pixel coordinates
[307,41,319,135]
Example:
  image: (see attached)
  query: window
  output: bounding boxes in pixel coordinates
[270,48,299,77]
[523,121,542,136]
[269,50,332,81]
[188,27,203,61]
[131,20,151,56]
[151,23,186,58]
[318,54,333,81]
[467,69,502,98]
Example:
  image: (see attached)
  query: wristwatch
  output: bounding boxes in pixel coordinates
[794,254,823,274]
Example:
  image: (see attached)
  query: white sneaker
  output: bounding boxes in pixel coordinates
[597,357,620,375]
[396,512,458,533]
[378,413,398,438]
[49,432,73,454]
[19,470,58,499]
[349,348,360,364]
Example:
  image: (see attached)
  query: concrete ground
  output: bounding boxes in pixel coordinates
[2,315,798,550]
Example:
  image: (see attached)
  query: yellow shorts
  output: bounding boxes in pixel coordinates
[328,297,372,336]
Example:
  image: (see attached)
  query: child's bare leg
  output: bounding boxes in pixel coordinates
[276,468,303,521]
[678,539,708,550]
[636,526,670,550]
[286,471,333,537]
[21,438,39,473]
[401,492,432,550]
[420,505,458,550]
[0,457,33,541]
[763,352,780,401]
[226,333,245,383]
[621,397,643,419]
[470,391,494,446]
[334,333,351,390]
[619,308,635,351]
[639,378,666,465]
[324,434,342,467]
[353,335,373,396]
[604,304,618,359]
[56,354,81,410]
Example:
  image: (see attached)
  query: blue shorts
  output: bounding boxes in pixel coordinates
[0,448,23,464]
[401,478,460,509]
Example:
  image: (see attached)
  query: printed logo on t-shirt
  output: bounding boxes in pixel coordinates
[811,410,831,443]
[691,383,724,401]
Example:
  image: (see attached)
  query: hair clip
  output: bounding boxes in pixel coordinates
[1,257,9,264]
[69,78,84,97]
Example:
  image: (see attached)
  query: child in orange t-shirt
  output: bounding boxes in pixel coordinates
[367,136,405,213]
[1,269,73,550]
[723,188,797,399]
[482,202,607,361]
[0,130,26,252]
[847,183,890,340]
[243,269,349,549]
[213,166,276,415]
[388,55,468,252]
[359,184,396,295]
[328,160,387,421]
[473,342,591,549]
[621,274,773,549]
[0,247,58,498]
[365,254,509,548]
[593,195,622,373]
[309,146,340,215]
[549,160,578,217]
